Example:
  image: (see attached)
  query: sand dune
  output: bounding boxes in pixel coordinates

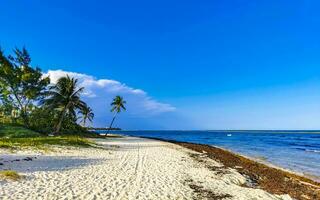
[0,137,291,200]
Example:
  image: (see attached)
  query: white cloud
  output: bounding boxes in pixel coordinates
[44,70,176,126]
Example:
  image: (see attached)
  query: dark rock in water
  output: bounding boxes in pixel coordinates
[12,159,20,162]
[23,157,33,161]
[0,162,3,165]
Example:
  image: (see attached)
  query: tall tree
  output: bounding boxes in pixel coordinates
[79,105,94,127]
[0,47,50,127]
[107,96,126,134]
[42,76,86,134]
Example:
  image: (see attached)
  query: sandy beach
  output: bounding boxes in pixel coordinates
[0,137,293,200]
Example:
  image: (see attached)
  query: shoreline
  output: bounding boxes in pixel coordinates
[112,131,320,181]
[135,135,320,179]
[1,136,319,199]
[137,136,320,200]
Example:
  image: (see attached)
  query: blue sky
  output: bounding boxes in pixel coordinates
[1,0,320,129]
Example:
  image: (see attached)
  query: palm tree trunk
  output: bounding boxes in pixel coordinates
[18,103,30,128]
[106,114,117,135]
[54,111,65,135]
[12,90,30,127]
[20,111,29,127]
[82,117,86,127]
[53,104,69,135]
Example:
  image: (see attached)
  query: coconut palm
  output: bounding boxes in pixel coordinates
[43,75,87,135]
[107,96,126,134]
[79,105,94,127]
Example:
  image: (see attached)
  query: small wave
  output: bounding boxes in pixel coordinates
[305,149,320,153]
[290,142,320,148]
[295,148,320,153]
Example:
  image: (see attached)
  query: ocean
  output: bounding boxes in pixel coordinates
[105,130,320,179]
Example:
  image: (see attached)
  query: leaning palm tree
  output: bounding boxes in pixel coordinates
[43,75,87,135]
[79,105,94,127]
[107,96,126,134]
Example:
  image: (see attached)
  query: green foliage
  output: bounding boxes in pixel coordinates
[0,47,123,136]
[0,136,94,150]
[28,107,89,135]
[0,103,15,123]
[0,47,99,136]
[42,75,87,134]
[0,124,42,138]
[0,47,50,127]
[111,96,126,113]
[79,105,94,127]
[107,96,126,133]
[28,107,56,133]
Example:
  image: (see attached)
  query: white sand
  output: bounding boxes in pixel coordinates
[0,137,291,200]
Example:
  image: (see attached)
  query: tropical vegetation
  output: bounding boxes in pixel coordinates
[0,47,87,135]
[0,47,50,128]
[0,134,94,150]
[107,96,126,134]
[79,106,94,127]
[41,75,88,135]
[0,46,126,141]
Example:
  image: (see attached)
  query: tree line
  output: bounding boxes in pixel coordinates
[0,47,126,135]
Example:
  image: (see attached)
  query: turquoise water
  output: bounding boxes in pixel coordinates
[103,130,320,179]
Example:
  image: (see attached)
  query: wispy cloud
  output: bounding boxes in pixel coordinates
[44,70,176,126]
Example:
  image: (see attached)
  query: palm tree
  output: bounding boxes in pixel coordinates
[107,96,126,134]
[79,105,94,127]
[43,75,87,135]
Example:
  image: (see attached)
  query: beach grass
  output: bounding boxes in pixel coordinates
[0,136,95,150]
[0,170,22,181]
[0,124,96,150]
[0,124,42,138]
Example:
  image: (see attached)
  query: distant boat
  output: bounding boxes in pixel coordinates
[227,134,232,137]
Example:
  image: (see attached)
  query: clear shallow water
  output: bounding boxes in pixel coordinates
[102,130,320,179]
